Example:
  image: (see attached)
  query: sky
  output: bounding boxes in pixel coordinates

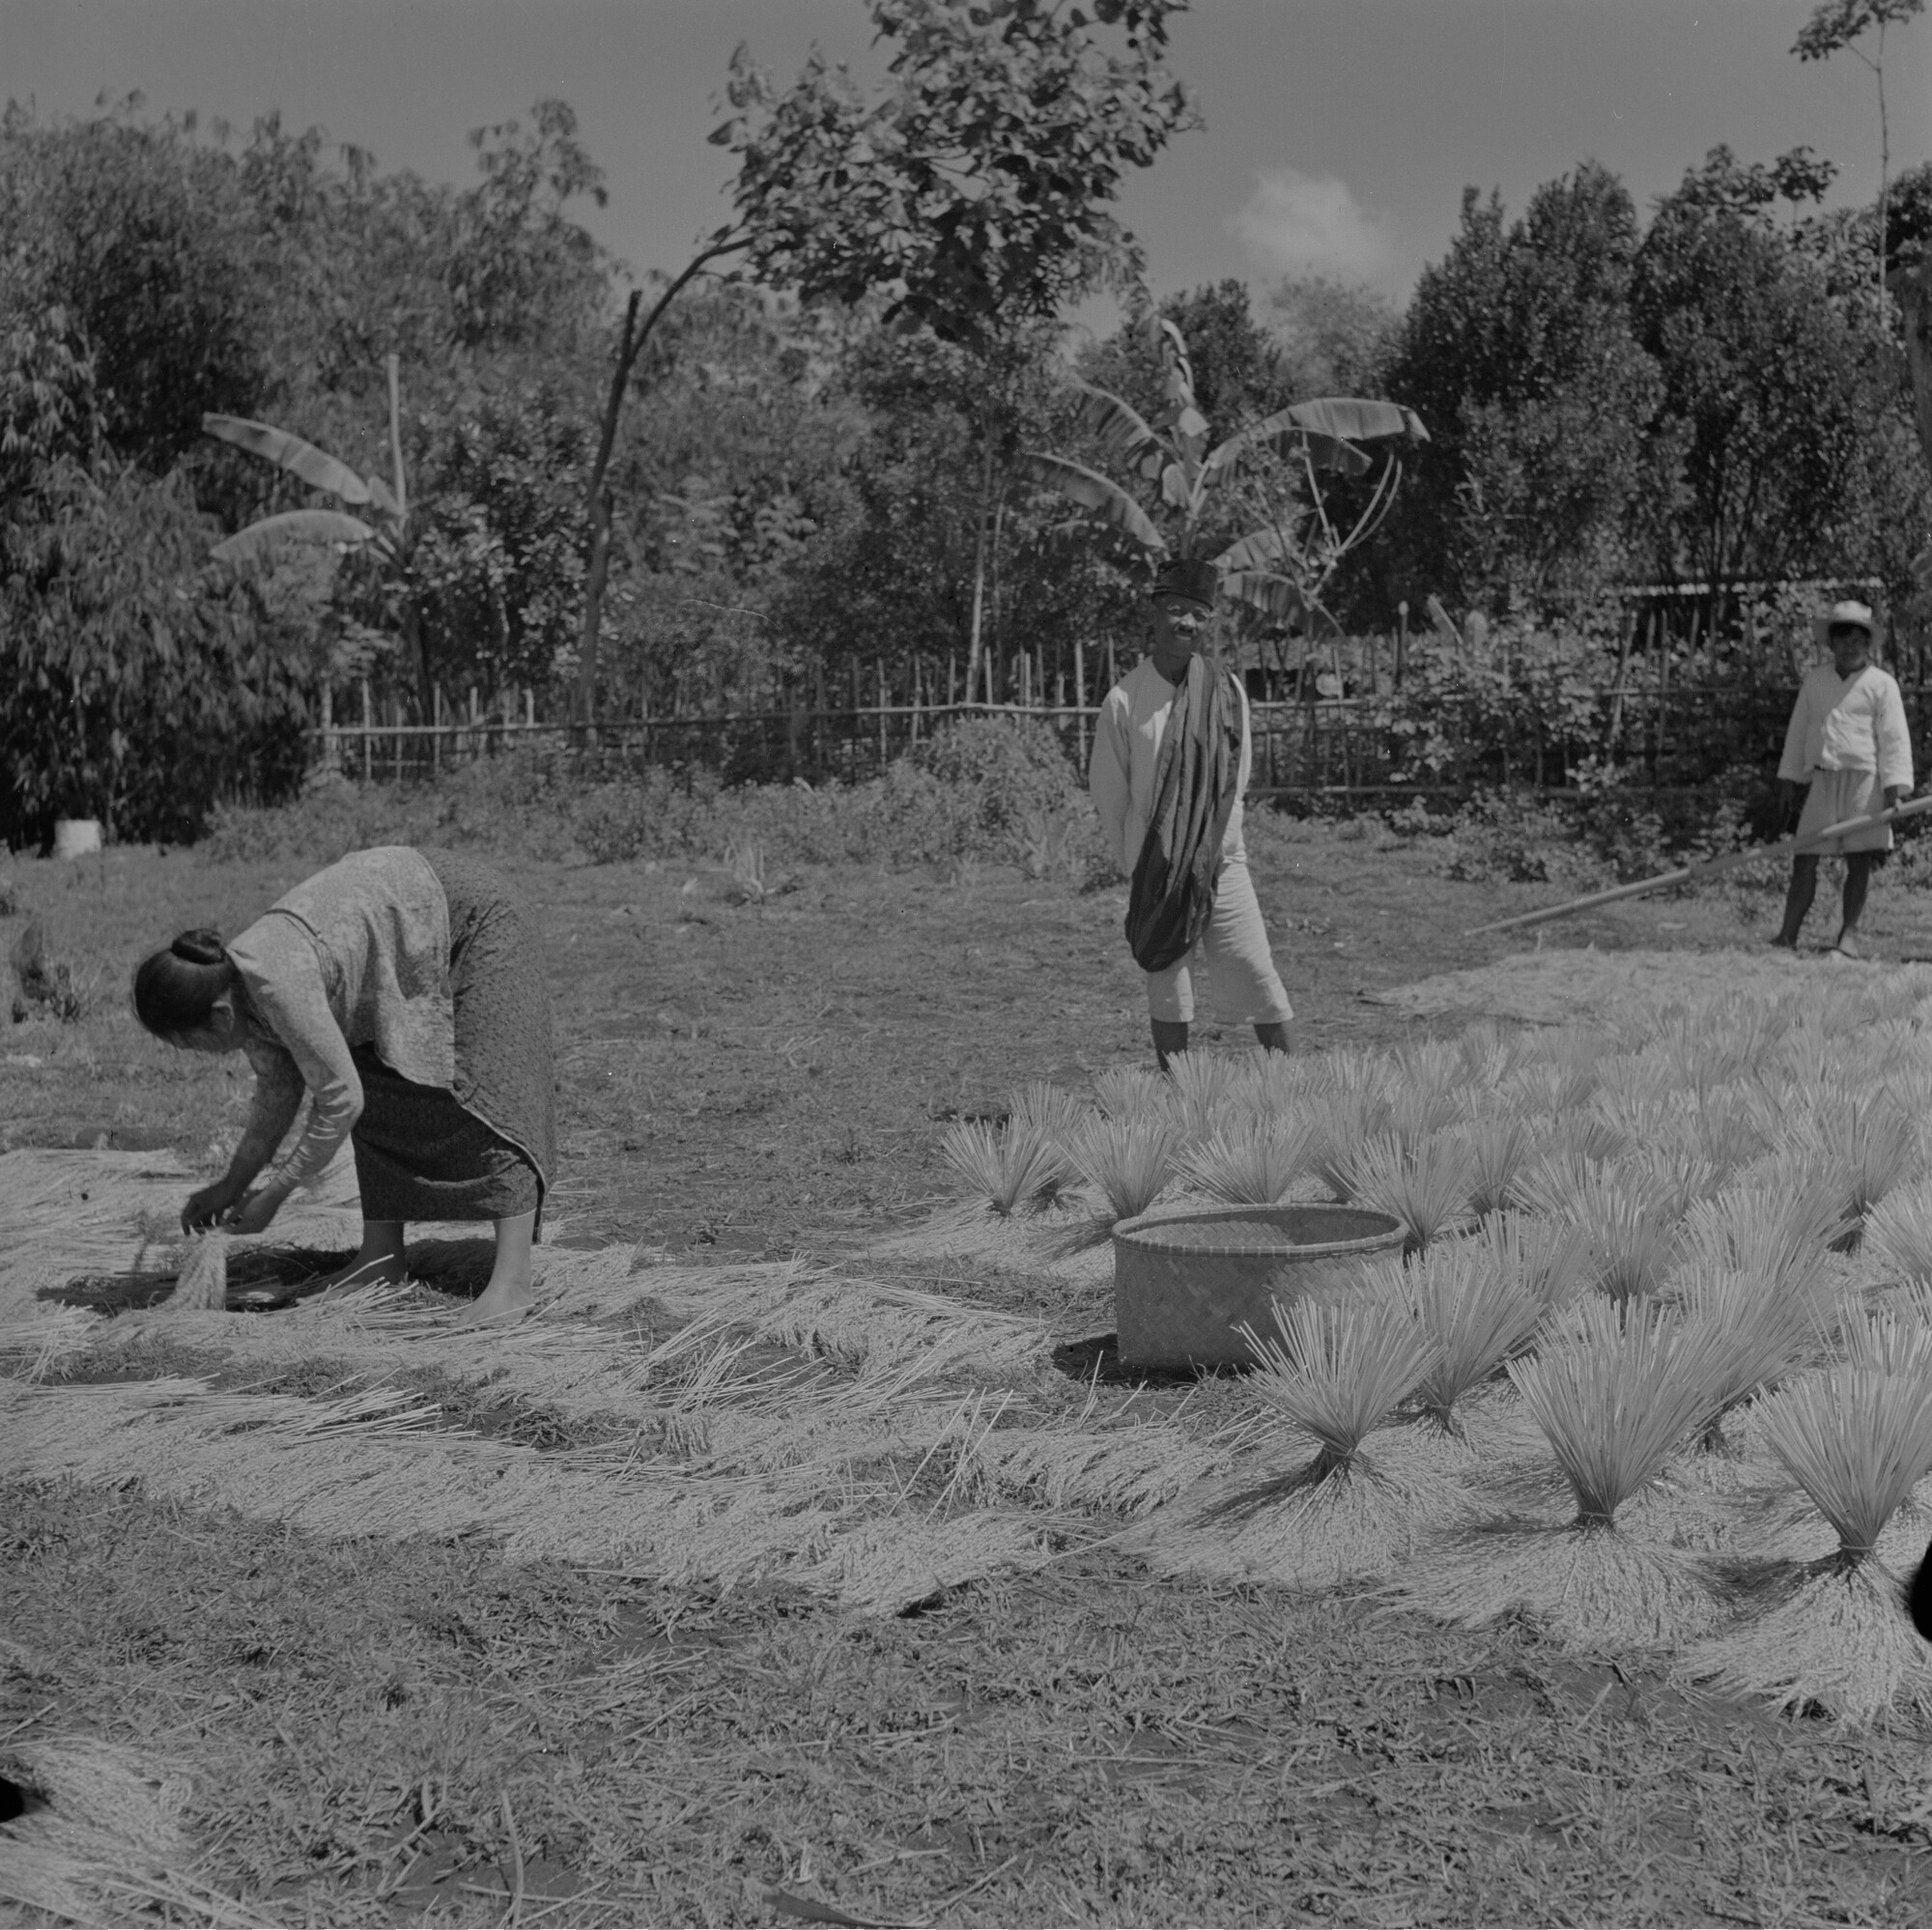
[7,0,1929,326]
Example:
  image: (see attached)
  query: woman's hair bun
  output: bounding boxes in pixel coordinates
[170,928,226,967]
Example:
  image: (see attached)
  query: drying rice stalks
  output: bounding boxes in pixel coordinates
[1241,1294,1438,1474]
[1511,1297,1738,1529]
[1475,1211,1594,1309]
[1673,1261,1834,1449]
[1009,1079,1084,1140]
[1759,1332,1932,1559]
[1306,1090,1395,1200]
[1862,1180,1932,1287]
[1164,1051,1242,1137]
[161,1231,229,1311]
[1344,1132,1478,1254]
[1520,1157,1684,1301]
[938,1119,1072,1216]
[1384,1082,1465,1155]
[1455,1117,1535,1217]
[1678,1180,1844,1296]
[1092,1066,1169,1123]
[1455,1019,1521,1093]
[1679,1558,1932,1726]
[1678,1335,1932,1722]
[1782,1093,1921,1246]
[1399,1300,1735,1650]
[1401,1238,1547,1434]
[0,1735,257,1928]
[1065,1117,1179,1225]
[1174,1119,1316,1206]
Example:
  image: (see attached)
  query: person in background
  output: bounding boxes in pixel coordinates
[132,846,554,1324]
[1773,600,1914,959]
[1089,555,1294,1069]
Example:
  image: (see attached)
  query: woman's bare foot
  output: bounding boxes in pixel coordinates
[454,1278,534,1327]
[451,1210,536,1328]
[317,1221,409,1298]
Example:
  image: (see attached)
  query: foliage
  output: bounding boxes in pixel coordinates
[716,0,1197,351]
[1027,310,1427,631]
[1379,166,1662,613]
[1630,147,1911,590]
[1,461,322,848]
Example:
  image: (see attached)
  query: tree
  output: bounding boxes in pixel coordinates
[1378,164,1662,614]
[1632,147,1905,593]
[1023,316,1426,637]
[1792,0,1927,287]
[716,0,1199,699]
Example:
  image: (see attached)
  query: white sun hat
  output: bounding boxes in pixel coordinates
[1812,599,1877,648]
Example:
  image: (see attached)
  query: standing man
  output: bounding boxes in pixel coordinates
[1090,556,1294,1067]
[1773,599,1914,958]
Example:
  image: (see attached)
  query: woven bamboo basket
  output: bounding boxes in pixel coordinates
[1111,1203,1405,1372]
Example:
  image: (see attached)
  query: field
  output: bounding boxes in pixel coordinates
[6,809,1932,1927]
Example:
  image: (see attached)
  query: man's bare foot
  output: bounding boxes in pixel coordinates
[453,1277,533,1328]
[1833,933,1868,960]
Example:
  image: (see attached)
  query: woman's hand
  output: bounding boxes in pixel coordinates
[228,1181,293,1236]
[182,1178,242,1234]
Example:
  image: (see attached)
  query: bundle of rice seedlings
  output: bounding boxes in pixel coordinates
[1344,1132,1478,1255]
[1514,1297,1739,1527]
[161,1231,229,1311]
[1065,1117,1179,1227]
[1622,1142,1725,1219]
[1311,1045,1391,1096]
[1476,1211,1594,1310]
[1784,1093,1921,1247]
[1519,1157,1683,1302]
[1860,1179,1932,1287]
[1403,1237,1546,1436]
[1009,1079,1083,1138]
[1594,1051,1686,1109]
[1092,1066,1169,1123]
[1306,1089,1394,1200]
[1690,1093,1776,1179]
[1392,1036,1464,1099]
[1243,1294,1438,1472]
[1175,1118,1317,1206]
[1137,1293,1466,1590]
[1383,1082,1465,1154]
[1164,1051,1242,1137]
[1679,1338,1932,1722]
[1673,1260,1834,1451]
[1518,1110,1630,1175]
[1399,1298,1738,1649]
[1455,1117,1536,1217]
[938,1120,1071,1217]
[1455,1019,1521,1093]
[1241,1046,1321,1118]
[1679,1180,1845,1295]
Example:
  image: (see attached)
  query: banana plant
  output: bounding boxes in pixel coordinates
[1022,319,1426,632]
[202,353,411,565]
[201,415,400,563]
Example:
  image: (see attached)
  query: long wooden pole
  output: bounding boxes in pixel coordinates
[1468,795,1932,937]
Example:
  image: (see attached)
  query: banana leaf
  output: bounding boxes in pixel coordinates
[1214,526,1296,574]
[1222,570,1314,626]
[1211,397,1428,478]
[1071,383,1167,480]
[210,510,381,565]
[1018,453,1165,553]
[202,414,375,506]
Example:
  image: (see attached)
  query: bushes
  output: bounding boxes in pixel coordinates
[198,716,1110,879]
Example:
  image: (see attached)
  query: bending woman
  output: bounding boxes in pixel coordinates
[133,846,555,1324]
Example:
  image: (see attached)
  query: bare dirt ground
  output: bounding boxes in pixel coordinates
[6,818,1932,1925]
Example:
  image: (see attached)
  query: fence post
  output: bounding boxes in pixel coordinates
[360,679,372,783]
[1073,636,1088,773]
[876,656,888,771]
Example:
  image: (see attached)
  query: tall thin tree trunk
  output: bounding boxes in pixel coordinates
[964,435,996,703]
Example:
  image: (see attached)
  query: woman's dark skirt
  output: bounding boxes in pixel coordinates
[350,849,556,1230]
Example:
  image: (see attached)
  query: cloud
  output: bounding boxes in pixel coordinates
[1228,168,1397,283]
